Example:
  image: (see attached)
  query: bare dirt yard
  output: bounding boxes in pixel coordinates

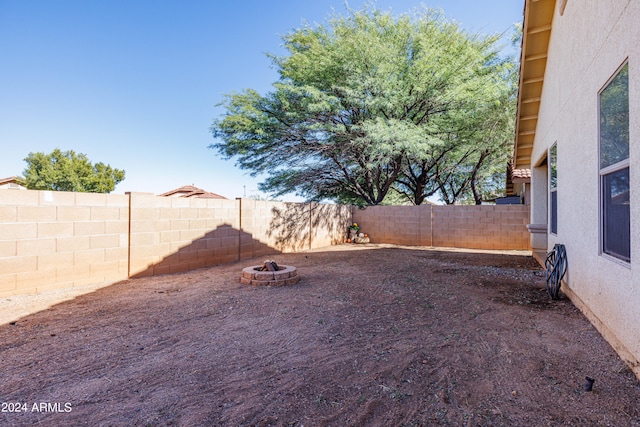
[1,244,639,426]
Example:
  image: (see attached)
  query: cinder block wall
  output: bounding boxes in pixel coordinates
[353,204,530,250]
[239,200,352,258]
[238,199,282,259]
[0,190,352,297]
[128,193,241,278]
[0,190,129,296]
[1,189,529,297]
[432,205,529,250]
[310,203,352,248]
[351,205,433,246]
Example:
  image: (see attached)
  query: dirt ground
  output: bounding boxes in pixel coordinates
[1,244,639,426]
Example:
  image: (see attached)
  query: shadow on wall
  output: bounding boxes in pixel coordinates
[129,202,351,280]
[130,224,278,279]
[267,202,351,252]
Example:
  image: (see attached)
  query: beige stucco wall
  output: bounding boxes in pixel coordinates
[529,0,640,375]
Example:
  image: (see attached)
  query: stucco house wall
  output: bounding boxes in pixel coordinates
[526,0,640,375]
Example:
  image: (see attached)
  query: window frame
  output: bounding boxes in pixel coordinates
[549,143,558,235]
[598,61,630,264]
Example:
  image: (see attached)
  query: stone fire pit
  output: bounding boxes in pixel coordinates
[241,260,299,286]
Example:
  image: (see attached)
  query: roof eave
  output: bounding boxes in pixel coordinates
[513,0,556,169]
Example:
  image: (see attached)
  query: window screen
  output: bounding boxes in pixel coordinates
[599,63,630,262]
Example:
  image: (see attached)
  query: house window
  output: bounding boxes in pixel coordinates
[599,62,630,262]
[550,143,558,234]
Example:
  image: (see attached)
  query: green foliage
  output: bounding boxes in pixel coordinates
[211,5,518,205]
[22,148,125,193]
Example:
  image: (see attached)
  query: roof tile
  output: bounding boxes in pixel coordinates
[158,185,227,199]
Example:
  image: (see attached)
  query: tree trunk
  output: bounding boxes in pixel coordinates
[470,149,490,205]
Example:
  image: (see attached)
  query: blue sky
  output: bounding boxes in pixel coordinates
[0,0,523,200]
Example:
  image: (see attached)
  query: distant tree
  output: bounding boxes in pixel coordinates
[22,148,125,193]
[211,5,516,205]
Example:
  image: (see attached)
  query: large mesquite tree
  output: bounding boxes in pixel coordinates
[211,6,516,205]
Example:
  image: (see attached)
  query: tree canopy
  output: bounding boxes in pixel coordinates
[211,6,517,205]
[22,148,125,193]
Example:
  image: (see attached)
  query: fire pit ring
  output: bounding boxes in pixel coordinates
[241,264,299,286]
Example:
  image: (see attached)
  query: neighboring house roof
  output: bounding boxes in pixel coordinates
[511,168,532,183]
[158,185,227,199]
[506,164,531,196]
[0,176,26,190]
[513,0,557,170]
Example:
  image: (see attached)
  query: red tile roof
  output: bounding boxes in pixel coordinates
[158,185,227,199]
[0,176,20,185]
[511,169,531,183]
[0,176,26,189]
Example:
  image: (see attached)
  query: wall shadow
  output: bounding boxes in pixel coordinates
[131,224,278,279]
